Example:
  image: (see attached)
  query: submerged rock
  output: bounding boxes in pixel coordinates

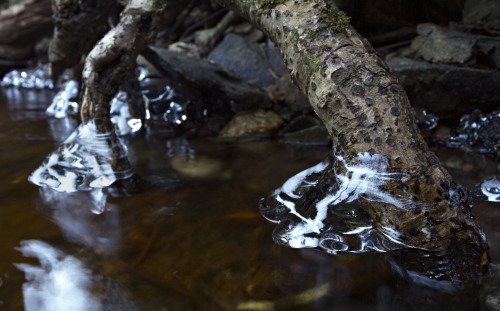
[218,109,283,139]
[170,156,223,179]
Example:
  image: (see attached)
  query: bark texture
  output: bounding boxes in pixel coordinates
[41,0,489,283]
[48,0,115,80]
[79,0,167,184]
[216,0,489,282]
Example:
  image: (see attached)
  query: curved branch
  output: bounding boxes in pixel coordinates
[217,0,489,282]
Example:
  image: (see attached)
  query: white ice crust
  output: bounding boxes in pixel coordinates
[29,120,133,193]
[274,153,411,251]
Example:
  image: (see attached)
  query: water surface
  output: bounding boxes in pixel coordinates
[0,87,499,310]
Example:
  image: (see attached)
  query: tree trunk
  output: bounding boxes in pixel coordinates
[39,0,489,283]
[0,0,52,60]
[216,0,489,283]
[48,0,115,80]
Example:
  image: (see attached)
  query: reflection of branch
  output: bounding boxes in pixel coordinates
[132,222,162,267]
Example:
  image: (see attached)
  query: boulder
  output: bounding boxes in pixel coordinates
[386,56,500,120]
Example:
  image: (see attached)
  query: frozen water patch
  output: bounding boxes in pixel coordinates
[29,120,133,193]
[265,152,413,253]
[110,91,143,135]
[481,178,500,202]
[14,240,101,311]
[46,80,79,119]
[1,64,54,89]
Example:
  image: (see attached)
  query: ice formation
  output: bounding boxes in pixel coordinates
[46,80,79,118]
[481,178,500,202]
[29,120,133,193]
[110,90,143,135]
[1,65,54,89]
[261,153,413,254]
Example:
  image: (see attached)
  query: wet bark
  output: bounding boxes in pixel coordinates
[44,0,489,282]
[216,0,489,283]
[0,0,52,60]
[79,0,167,187]
[48,0,115,80]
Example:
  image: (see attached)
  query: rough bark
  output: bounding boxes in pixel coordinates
[41,0,489,283]
[78,0,167,187]
[0,0,52,60]
[216,0,489,283]
[48,0,115,80]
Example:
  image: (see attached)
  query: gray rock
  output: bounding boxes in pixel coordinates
[410,23,475,64]
[409,23,500,68]
[386,56,500,120]
[208,33,287,87]
[463,0,500,24]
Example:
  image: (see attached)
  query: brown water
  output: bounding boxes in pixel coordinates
[0,87,499,310]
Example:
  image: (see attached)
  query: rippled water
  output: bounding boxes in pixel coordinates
[1,87,499,310]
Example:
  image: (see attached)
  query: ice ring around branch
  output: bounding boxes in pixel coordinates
[29,120,133,192]
[259,151,439,254]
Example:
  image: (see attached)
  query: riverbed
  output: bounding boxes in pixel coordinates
[0,87,499,310]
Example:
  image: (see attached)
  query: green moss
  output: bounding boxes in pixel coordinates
[152,0,167,10]
[332,98,342,110]
[309,3,352,37]
[326,9,351,32]
[290,33,299,53]
[308,55,321,72]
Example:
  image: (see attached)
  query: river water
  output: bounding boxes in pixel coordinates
[0,87,499,310]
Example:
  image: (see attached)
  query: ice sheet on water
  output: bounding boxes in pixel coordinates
[110,90,142,135]
[1,64,54,89]
[29,120,133,192]
[46,80,79,118]
[260,152,416,254]
[447,110,500,158]
[145,85,189,126]
[481,178,500,202]
[14,240,101,311]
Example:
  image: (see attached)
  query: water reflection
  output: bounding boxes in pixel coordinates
[3,87,54,121]
[15,240,101,311]
[36,188,120,251]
